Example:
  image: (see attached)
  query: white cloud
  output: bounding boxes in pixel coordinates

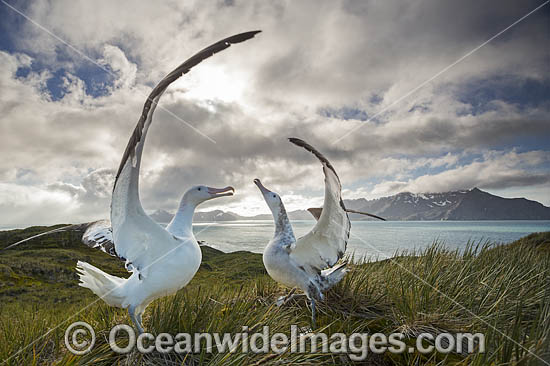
[99,45,137,89]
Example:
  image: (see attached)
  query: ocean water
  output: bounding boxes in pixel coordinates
[192,220,550,259]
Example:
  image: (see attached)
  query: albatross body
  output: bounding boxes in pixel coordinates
[7,185,234,334]
[73,31,260,333]
[79,184,234,333]
[254,138,350,327]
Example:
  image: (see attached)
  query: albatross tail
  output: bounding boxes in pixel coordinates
[76,261,126,307]
[320,262,348,291]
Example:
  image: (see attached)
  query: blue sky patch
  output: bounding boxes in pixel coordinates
[319,106,369,121]
[456,75,550,115]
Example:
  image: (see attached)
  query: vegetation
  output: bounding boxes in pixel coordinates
[0,227,549,365]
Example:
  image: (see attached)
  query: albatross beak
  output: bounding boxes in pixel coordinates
[207,186,235,198]
[253,178,271,195]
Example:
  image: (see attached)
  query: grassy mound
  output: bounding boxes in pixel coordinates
[0,227,549,365]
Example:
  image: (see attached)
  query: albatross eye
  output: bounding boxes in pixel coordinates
[198,187,201,191]
[272,194,276,198]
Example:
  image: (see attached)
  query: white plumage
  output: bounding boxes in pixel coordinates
[290,164,349,272]
[74,31,261,333]
[254,137,350,327]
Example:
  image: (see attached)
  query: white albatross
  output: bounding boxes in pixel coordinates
[254,137,352,327]
[7,31,260,334]
[77,31,261,333]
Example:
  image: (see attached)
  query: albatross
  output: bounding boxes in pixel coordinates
[7,31,260,334]
[254,137,355,328]
[77,31,261,333]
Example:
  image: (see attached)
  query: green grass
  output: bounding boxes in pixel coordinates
[0,227,549,365]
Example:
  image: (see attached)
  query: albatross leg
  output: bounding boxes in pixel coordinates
[137,311,144,331]
[128,305,144,334]
[310,298,317,329]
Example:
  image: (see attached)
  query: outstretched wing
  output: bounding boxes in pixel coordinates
[346,209,386,221]
[110,31,261,271]
[288,138,350,274]
[307,207,386,221]
[112,30,262,190]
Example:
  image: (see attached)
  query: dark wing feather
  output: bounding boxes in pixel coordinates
[288,137,342,187]
[307,207,323,221]
[81,220,117,256]
[346,209,386,221]
[308,207,386,221]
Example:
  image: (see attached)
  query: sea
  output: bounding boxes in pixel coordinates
[2,220,548,260]
[191,220,550,260]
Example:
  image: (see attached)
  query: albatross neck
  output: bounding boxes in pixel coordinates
[166,200,197,238]
[272,203,295,241]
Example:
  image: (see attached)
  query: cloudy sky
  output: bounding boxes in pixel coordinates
[0,0,549,226]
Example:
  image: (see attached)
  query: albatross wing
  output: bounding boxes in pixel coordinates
[110,31,261,273]
[307,207,386,221]
[287,138,350,274]
[81,220,116,256]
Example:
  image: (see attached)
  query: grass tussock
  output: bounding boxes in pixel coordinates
[0,228,549,365]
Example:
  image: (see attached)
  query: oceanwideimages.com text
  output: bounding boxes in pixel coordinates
[65,322,485,360]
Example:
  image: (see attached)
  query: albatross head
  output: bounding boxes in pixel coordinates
[254,178,294,238]
[254,178,284,216]
[183,185,235,206]
[168,185,235,237]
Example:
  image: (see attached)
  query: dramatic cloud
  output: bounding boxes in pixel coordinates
[0,0,549,226]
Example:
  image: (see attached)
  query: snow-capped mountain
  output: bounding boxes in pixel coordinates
[345,188,550,220]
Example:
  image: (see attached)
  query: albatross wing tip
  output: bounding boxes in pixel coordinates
[228,30,262,44]
[288,137,304,145]
[247,30,262,37]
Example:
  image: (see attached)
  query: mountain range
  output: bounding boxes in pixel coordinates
[150,188,550,222]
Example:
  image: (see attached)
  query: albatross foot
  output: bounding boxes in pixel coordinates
[275,295,286,307]
[275,289,306,307]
